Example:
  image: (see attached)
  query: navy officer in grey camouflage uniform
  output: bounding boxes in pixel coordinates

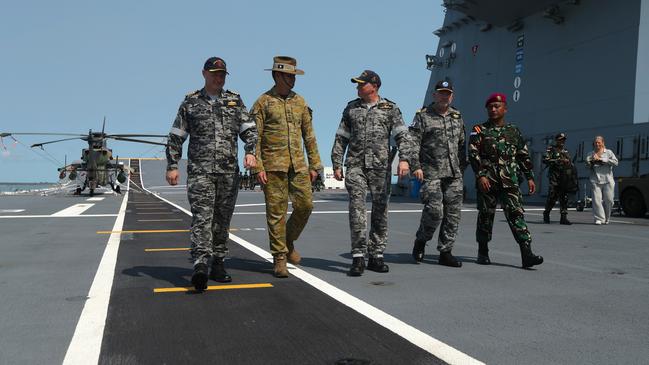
[166,57,257,291]
[410,80,466,268]
[332,70,414,276]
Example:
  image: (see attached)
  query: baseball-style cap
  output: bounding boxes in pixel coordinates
[435,80,453,92]
[203,57,228,74]
[351,70,381,88]
[265,56,305,75]
[485,93,507,106]
[555,133,567,140]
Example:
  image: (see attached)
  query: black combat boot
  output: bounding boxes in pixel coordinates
[367,256,389,273]
[520,242,544,268]
[412,239,426,263]
[560,214,572,225]
[543,211,550,224]
[438,251,462,268]
[209,257,232,283]
[348,257,365,277]
[476,241,491,265]
[191,263,209,291]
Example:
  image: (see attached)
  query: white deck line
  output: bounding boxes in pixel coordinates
[86,197,105,201]
[0,214,118,219]
[138,162,484,365]
[52,203,95,216]
[62,162,131,365]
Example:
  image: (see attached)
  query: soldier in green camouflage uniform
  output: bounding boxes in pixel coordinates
[468,93,543,268]
[166,57,257,290]
[410,80,466,268]
[252,56,322,278]
[331,70,413,276]
[542,133,575,225]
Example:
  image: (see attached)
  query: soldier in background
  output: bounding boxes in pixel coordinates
[410,80,466,268]
[166,57,257,291]
[332,70,413,277]
[468,93,543,268]
[542,133,577,224]
[252,56,322,278]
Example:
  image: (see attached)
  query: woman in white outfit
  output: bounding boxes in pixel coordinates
[585,136,618,225]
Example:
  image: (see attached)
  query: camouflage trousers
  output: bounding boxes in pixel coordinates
[187,173,239,265]
[476,185,532,245]
[544,184,568,215]
[263,168,313,255]
[345,167,391,258]
[416,177,463,253]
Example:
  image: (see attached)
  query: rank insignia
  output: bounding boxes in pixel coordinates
[227,101,238,107]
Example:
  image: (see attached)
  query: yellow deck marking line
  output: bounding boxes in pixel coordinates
[144,247,189,252]
[97,229,189,234]
[153,283,273,293]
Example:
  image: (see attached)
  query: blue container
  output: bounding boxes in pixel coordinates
[410,178,421,199]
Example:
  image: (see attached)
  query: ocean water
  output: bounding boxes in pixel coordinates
[0,182,59,194]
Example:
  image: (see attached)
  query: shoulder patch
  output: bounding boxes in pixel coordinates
[226,100,239,107]
[451,112,461,119]
[472,125,482,133]
[417,107,427,114]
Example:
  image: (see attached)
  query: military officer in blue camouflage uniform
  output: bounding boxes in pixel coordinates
[331,70,414,276]
[468,93,543,268]
[410,80,466,268]
[166,57,257,291]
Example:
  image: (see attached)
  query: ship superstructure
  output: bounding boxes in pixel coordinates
[426,0,649,200]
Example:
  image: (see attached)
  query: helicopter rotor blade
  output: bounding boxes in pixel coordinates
[1,132,85,138]
[31,137,83,148]
[110,137,167,146]
[101,117,106,135]
[107,134,167,138]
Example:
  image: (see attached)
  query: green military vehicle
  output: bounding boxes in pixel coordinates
[618,174,649,218]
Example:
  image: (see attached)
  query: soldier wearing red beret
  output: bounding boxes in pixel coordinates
[467,93,543,268]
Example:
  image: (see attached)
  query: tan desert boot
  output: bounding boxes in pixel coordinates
[273,254,289,278]
[286,240,301,265]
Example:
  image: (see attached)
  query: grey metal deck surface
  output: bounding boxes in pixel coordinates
[141,159,649,365]
[1,158,648,364]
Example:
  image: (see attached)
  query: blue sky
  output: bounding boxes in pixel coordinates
[0,0,444,182]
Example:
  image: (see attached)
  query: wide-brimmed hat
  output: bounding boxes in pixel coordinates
[265,56,304,75]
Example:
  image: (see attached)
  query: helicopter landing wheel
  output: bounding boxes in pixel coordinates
[89,189,94,197]
[115,186,121,194]
[74,188,82,195]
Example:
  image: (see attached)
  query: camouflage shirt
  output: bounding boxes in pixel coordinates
[542,146,572,181]
[166,88,257,174]
[331,97,413,170]
[468,120,534,188]
[251,87,322,174]
[409,104,466,178]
